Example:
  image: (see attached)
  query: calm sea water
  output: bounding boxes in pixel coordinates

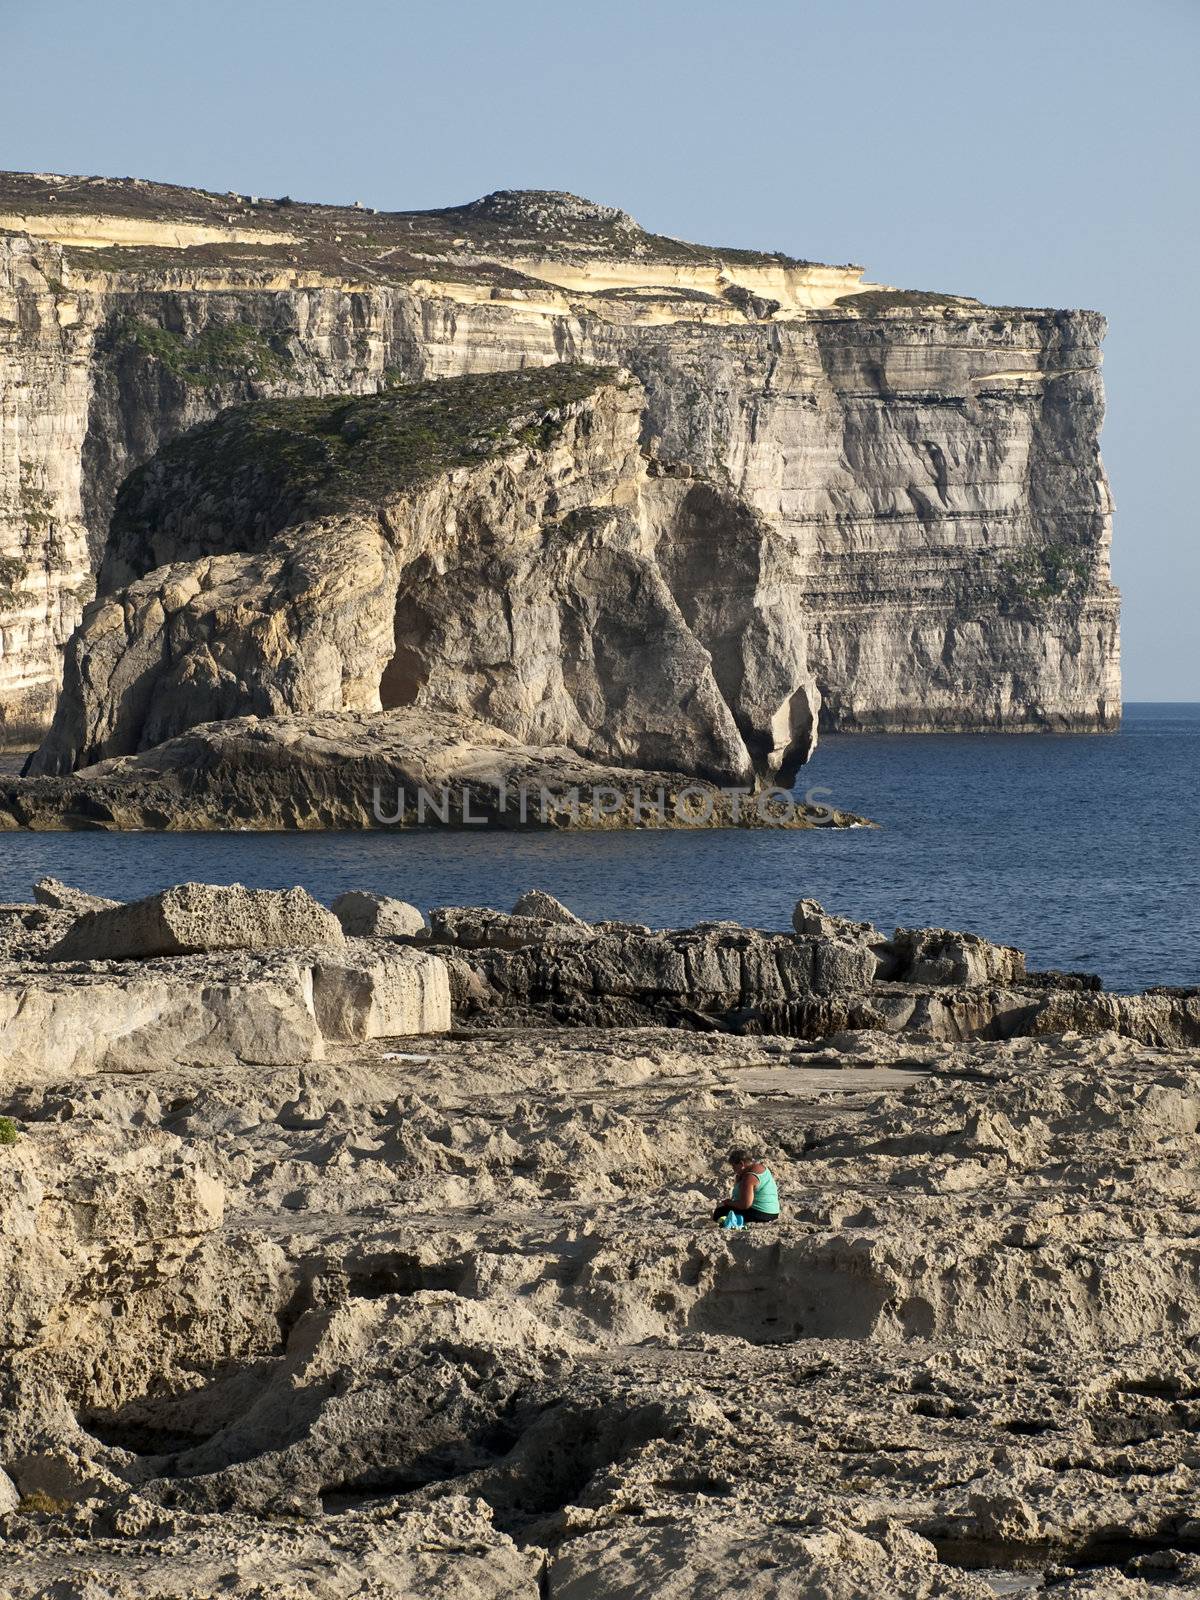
[0,704,1196,993]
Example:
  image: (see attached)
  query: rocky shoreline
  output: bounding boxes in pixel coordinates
[0,711,869,833]
[2,878,1199,1595]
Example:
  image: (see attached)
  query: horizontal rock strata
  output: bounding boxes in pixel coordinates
[425,897,1200,1048]
[0,882,451,1076]
[1,709,867,831]
[0,944,450,1078]
[1,173,1120,754]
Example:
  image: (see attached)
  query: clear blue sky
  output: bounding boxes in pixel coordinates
[2,0,1195,698]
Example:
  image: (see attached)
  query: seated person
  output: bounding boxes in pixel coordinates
[712,1149,780,1225]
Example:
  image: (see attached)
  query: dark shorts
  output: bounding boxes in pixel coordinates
[712,1204,779,1225]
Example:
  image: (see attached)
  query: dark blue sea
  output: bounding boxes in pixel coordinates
[1,703,1196,993]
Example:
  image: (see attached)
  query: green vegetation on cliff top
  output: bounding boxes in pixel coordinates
[114,364,617,533]
[834,289,980,314]
[832,289,1072,320]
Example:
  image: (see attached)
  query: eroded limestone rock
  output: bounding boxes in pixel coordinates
[29,372,802,791]
[0,1499,541,1598]
[0,175,1121,760]
[0,903,75,960]
[4,885,1200,1593]
[891,924,1027,987]
[32,876,120,914]
[1,1022,1199,1595]
[47,882,344,961]
[0,944,449,1077]
[424,900,1200,1047]
[331,891,425,938]
[791,896,877,942]
[2,709,867,832]
[510,889,585,926]
[310,943,450,1042]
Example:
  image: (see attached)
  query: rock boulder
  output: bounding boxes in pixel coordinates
[891,926,1026,987]
[47,882,345,962]
[332,892,425,938]
[0,944,450,1078]
[510,890,586,926]
[32,877,121,915]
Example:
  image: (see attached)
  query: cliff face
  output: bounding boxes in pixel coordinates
[29,370,828,790]
[0,235,97,739]
[0,173,1120,749]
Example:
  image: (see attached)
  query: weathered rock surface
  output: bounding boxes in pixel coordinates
[890,923,1026,987]
[31,875,120,914]
[0,884,451,1076]
[1,708,867,831]
[2,984,1199,1595]
[27,367,834,792]
[511,889,585,926]
[0,942,450,1078]
[47,881,345,961]
[422,897,1200,1048]
[332,891,425,938]
[1,172,1119,755]
[0,1503,541,1600]
[0,903,76,960]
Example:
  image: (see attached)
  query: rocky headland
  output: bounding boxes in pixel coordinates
[2,171,1120,769]
[2,879,1199,1596]
[4,363,878,829]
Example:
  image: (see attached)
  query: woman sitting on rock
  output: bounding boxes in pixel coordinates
[712,1149,780,1226]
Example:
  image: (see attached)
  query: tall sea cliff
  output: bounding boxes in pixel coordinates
[0,173,1120,753]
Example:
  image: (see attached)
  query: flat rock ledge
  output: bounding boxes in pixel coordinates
[0,944,450,1078]
[2,986,1199,1594]
[0,884,1195,1087]
[2,883,1200,1597]
[0,710,870,832]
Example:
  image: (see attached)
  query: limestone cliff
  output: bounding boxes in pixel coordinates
[29,368,831,791]
[0,171,1120,748]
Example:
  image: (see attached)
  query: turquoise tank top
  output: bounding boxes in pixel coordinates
[750,1165,779,1215]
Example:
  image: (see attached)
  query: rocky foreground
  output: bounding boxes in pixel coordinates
[2,882,1200,1596]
